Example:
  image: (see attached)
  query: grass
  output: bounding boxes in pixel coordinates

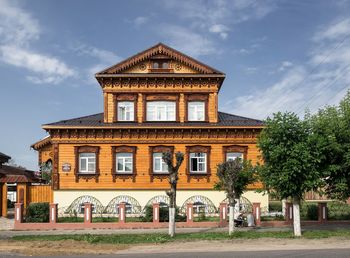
[12,230,350,245]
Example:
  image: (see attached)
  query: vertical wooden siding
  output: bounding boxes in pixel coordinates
[29,185,53,203]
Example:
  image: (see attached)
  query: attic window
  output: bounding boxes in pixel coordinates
[152,61,168,69]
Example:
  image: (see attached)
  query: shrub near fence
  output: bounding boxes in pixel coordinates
[25,202,49,222]
[300,202,318,221]
[328,201,350,220]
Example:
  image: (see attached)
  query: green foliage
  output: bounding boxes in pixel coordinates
[268,201,282,212]
[257,112,322,200]
[328,201,350,220]
[25,202,49,222]
[40,162,52,183]
[261,214,285,221]
[214,158,256,206]
[308,91,350,201]
[300,203,318,221]
[142,205,186,222]
[7,199,14,208]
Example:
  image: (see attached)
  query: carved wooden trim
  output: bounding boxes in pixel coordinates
[222,145,248,161]
[52,143,59,190]
[146,94,178,101]
[185,145,211,183]
[114,94,138,123]
[184,94,209,122]
[74,145,100,183]
[149,145,174,182]
[111,145,137,182]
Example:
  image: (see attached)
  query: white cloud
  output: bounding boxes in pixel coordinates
[278,61,293,71]
[223,18,350,119]
[313,18,350,41]
[209,24,229,39]
[158,25,216,57]
[0,0,74,84]
[133,16,149,27]
[245,67,258,74]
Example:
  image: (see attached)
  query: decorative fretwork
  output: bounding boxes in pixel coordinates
[222,145,248,161]
[221,196,253,213]
[144,195,170,209]
[65,195,104,214]
[104,195,141,215]
[181,195,217,214]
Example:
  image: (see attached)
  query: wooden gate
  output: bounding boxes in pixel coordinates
[29,185,53,203]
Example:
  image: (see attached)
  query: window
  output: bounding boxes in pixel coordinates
[152,61,169,69]
[147,101,176,121]
[190,153,207,173]
[226,152,243,161]
[79,153,96,173]
[116,153,133,173]
[117,101,134,121]
[188,101,205,121]
[153,153,169,173]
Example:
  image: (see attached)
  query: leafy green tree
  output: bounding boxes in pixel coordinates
[214,158,256,235]
[257,112,322,236]
[162,151,184,237]
[40,162,52,183]
[309,91,350,201]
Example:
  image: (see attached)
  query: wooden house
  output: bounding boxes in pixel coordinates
[32,43,266,214]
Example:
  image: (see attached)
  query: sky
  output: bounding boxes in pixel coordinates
[1,0,350,170]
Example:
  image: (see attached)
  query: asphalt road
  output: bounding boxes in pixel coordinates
[1,249,350,258]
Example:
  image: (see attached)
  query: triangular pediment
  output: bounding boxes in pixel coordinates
[96,43,224,75]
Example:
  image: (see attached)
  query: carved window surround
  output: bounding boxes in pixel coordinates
[186,145,211,182]
[114,94,138,123]
[74,146,100,183]
[111,145,137,182]
[149,145,174,182]
[184,94,209,122]
[222,145,248,161]
[143,94,179,122]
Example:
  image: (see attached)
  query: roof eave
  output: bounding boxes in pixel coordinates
[42,125,264,130]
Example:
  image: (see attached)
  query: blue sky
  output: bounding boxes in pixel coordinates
[1,0,350,170]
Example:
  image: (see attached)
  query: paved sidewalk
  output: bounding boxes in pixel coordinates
[0,218,14,231]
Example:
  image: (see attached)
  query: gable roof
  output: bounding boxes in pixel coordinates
[43,111,264,129]
[95,43,225,75]
[31,136,51,151]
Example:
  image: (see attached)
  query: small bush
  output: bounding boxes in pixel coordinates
[269,201,282,212]
[300,202,318,220]
[142,205,186,222]
[26,202,49,222]
[328,201,350,220]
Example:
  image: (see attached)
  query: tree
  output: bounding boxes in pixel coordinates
[214,158,256,235]
[162,151,184,237]
[257,112,322,236]
[309,91,350,200]
[40,161,52,183]
[5,159,26,169]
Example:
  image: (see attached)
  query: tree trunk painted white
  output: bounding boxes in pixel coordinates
[293,197,302,237]
[169,207,176,237]
[228,206,235,235]
[234,198,240,218]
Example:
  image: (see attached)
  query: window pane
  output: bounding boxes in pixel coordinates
[227,152,243,161]
[80,158,87,171]
[147,102,176,121]
[80,153,95,158]
[191,158,198,172]
[188,102,205,121]
[88,162,95,172]
[117,159,124,171]
[154,158,161,171]
[125,163,132,172]
[118,102,134,121]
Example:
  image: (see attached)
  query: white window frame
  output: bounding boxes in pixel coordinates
[116,153,133,174]
[226,152,243,162]
[117,101,134,121]
[146,101,176,121]
[153,153,169,173]
[189,152,207,173]
[188,101,205,121]
[79,153,96,173]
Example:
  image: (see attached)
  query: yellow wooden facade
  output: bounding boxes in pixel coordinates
[33,43,266,209]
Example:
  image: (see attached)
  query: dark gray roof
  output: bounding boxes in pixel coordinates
[44,111,263,128]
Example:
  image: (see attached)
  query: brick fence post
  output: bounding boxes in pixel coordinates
[318,202,327,223]
[119,202,126,224]
[50,203,58,224]
[285,202,293,223]
[219,202,228,226]
[153,203,160,224]
[14,203,23,224]
[252,202,261,226]
[84,203,92,224]
[187,203,193,224]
